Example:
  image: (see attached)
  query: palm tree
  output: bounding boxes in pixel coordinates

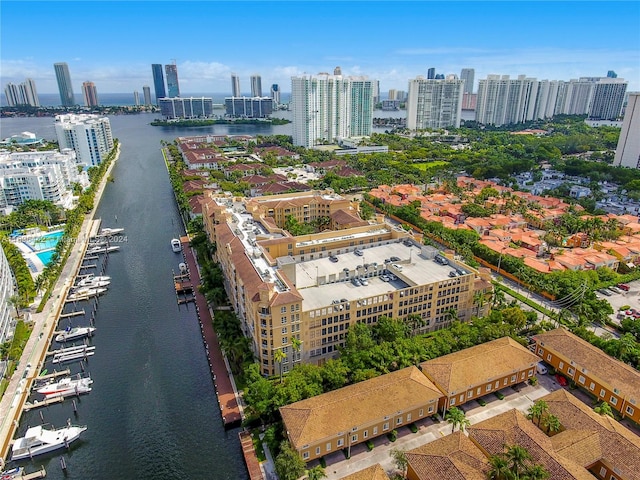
[487,454,513,480]
[527,400,549,427]
[390,448,408,478]
[274,349,287,384]
[505,444,531,479]
[445,407,470,433]
[594,401,614,418]
[542,413,561,435]
[7,295,21,318]
[306,465,326,480]
[525,464,550,480]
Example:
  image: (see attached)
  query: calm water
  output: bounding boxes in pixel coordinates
[0,114,251,479]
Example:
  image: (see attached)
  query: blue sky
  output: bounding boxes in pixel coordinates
[1,1,639,94]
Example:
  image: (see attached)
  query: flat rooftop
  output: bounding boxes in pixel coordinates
[296,241,466,311]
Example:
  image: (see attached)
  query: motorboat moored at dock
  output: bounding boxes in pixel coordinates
[55,326,96,343]
[36,375,93,398]
[75,274,111,288]
[171,238,182,253]
[99,227,124,236]
[52,349,95,364]
[11,423,87,460]
[86,245,120,255]
[67,287,107,301]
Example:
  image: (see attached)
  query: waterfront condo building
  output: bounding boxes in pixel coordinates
[4,78,40,107]
[406,76,465,129]
[0,245,17,344]
[151,64,166,103]
[202,190,491,376]
[588,78,627,120]
[614,92,640,169]
[291,73,374,147]
[54,62,75,107]
[224,97,273,118]
[460,68,475,94]
[250,74,262,97]
[159,97,213,119]
[82,81,99,107]
[54,114,114,166]
[476,75,540,126]
[231,73,241,97]
[165,63,180,98]
[143,85,152,106]
[270,84,280,105]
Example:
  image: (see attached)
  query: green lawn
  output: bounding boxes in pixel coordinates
[411,161,450,171]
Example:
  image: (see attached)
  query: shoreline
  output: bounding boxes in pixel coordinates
[0,142,121,466]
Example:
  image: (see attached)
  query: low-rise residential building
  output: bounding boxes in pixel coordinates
[280,366,443,462]
[419,337,540,415]
[532,328,640,424]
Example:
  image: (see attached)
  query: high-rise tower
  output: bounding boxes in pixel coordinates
[82,81,99,107]
[231,73,241,97]
[152,64,166,103]
[165,63,180,98]
[614,93,640,169]
[588,78,627,120]
[270,84,280,104]
[427,68,436,80]
[460,68,475,94]
[250,74,262,97]
[54,62,75,107]
[143,85,152,106]
[406,77,465,129]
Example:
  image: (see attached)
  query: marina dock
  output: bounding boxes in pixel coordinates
[180,236,242,427]
[23,396,65,411]
[59,310,85,319]
[33,369,70,382]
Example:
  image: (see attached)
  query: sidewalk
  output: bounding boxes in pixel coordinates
[320,381,555,480]
[0,144,120,466]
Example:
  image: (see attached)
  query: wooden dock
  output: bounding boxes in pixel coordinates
[21,467,46,479]
[23,396,65,411]
[35,369,70,381]
[59,310,85,318]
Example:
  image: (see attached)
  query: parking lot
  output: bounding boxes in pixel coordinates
[594,279,640,327]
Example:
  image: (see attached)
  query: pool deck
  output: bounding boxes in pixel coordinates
[10,230,66,275]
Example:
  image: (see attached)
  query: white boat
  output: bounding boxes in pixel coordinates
[0,467,23,479]
[36,375,93,398]
[11,423,87,460]
[76,275,111,288]
[52,350,95,364]
[171,238,182,253]
[67,287,107,301]
[99,227,124,236]
[179,262,187,274]
[86,245,120,255]
[55,326,96,343]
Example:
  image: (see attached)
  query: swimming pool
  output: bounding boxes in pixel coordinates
[23,230,65,252]
[35,249,57,266]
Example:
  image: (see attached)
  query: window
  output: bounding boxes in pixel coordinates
[610,396,618,405]
[351,434,358,442]
[282,337,288,345]
[599,467,607,477]
[428,406,434,413]
[363,431,368,439]
[578,375,585,384]
[373,427,378,435]
[546,354,551,361]
[626,405,635,416]
[316,447,320,455]
[450,398,456,406]
[419,409,424,417]
[303,452,309,460]
[486,384,492,392]
[590,382,595,391]
[600,388,606,398]
[504,378,508,385]
[567,367,575,376]
[396,417,402,425]
[407,413,412,421]
[511,375,516,382]
[326,442,332,452]
[383,422,389,431]
[558,361,564,370]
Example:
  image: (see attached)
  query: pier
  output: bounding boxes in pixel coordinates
[32,369,70,382]
[23,396,65,411]
[180,236,242,427]
[59,310,85,319]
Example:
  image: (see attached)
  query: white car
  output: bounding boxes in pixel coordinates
[536,363,548,375]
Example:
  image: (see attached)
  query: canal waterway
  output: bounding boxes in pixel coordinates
[0,113,257,479]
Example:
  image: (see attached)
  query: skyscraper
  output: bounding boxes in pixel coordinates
[607,70,618,78]
[54,62,75,107]
[231,73,241,97]
[152,64,166,103]
[55,114,114,166]
[291,73,374,147]
[427,68,436,80]
[333,66,342,75]
[406,77,465,129]
[614,93,640,169]
[588,78,627,120]
[4,84,21,106]
[134,91,140,106]
[143,85,152,106]
[250,74,262,97]
[82,81,99,107]
[460,68,475,94]
[475,75,539,126]
[165,63,180,98]
[270,84,280,104]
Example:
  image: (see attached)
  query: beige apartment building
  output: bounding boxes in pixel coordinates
[203,190,491,376]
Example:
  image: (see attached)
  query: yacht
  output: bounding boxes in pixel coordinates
[67,287,107,301]
[86,245,120,255]
[171,238,182,253]
[76,275,111,288]
[0,467,23,479]
[36,375,93,398]
[99,227,124,236]
[52,349,95,364]
[11,423,87,460]
[55,326,96,343]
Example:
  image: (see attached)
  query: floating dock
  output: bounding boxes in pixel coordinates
[34,369,70,382]
[23,396,65,411]
[59,310,85,319]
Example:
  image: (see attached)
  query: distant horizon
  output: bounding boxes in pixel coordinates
[1,1,638,93]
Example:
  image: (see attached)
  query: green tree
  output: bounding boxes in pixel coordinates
[445,407,470,433]
[541,413,561,435]
[525,464,550,480]
[593,401,614,418]
[275,441,306,480]
[306,465,326,480]
[527,400,549,427]
[274,349,287,384]
[487,454,513,480]
[505,444,531,479]
[390,448,408,478]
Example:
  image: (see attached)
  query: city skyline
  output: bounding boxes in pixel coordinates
[1,1,638,94]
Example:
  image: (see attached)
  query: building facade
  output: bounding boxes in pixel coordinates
[224,97,273,118]
[250,74,262,97]
[406,77,465,129]
[159,97,213,119]
[82,81,99,107]
[231,73,241,97]
[532,328,640,423]
[588,78,627,120]
[614,93,640,169]
[476,75,539,126]
[4,78,40,107]
[291,74,374,147]
[151,64,166,103]
[143,85,152,106]
[270,84,280,105]
[460,68,475,94]
[54,114,114,166]
[165,63,180,98]
[0,245,16,344]
[54,62,75,107]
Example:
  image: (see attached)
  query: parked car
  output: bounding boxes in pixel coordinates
[329,255,339,263]
[609,286,622,294]
[390,256,401,262]
[360,278,369,286]
[617,283,630,291]
[380,275,390,282]
[351,278,362,287]
[555,374,568,387]
[391,264,403,271]
[536,363,548,375]
[597,289,612,296]
[354,249,364,256]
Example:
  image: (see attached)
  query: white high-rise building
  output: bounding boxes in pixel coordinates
[589,78,627,120]
[460,68,475,94]
[614,92,640,169]
[250,74,262,97]
[143,85,152,106]
[54,114,114,166]
[476,75,539,126]
[23,78,40,107]
[291,73,374,147]
[231,73,241,97]
[0,245,16,344]
[406,77,464,129]
[3,78,40,107]
[559,79,595,115]
[270,84,280,105]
